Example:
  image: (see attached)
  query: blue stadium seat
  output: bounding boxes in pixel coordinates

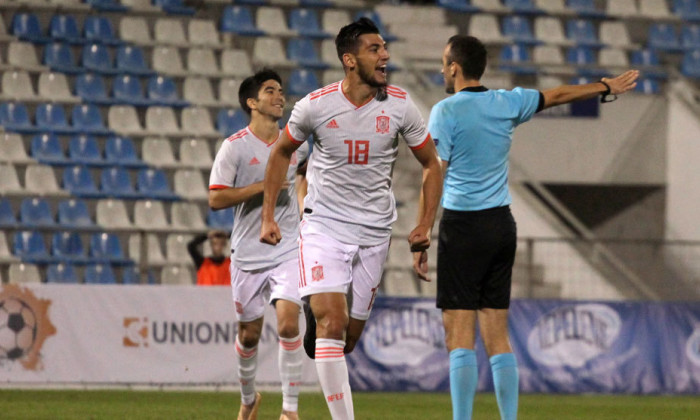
[62,165,104,198]
[100,166,140,199]
[58,199,95,229]
[634,78,661,94]
[51,232,89,264]
[0,102,38,134]
[146,76,189,107]
[113,74,151,107]
[50,15,86,45]
[0,199,16,228]
[137,168,179,200]
[502,16,540,45]
[75,73,115,105]
[301,0,333,6]
[503,0,543,14]
[221,6,266,36]
[630,49,668,79]
[682,25,700,50]
[566,19,604,47]
[122,266,157,285]
[153,0,196,16]
[354,11,397,42]
[71,104,112,136]
[499,44,537,74]
[208,207,234,231]
[82,43,120,75]
[90,232,131,265]
[566,0,607,18]
[648,23,683,52]
[287,38,329,69]
[567,46,607,77]
[14,231,53,264]
[673,0,700,21]
[11,13,51,44]
[47,263,79,284]
[288,69,320,97]
[36,103,75,135]
[116,46,156,77]
[69,134,105,166]
[85,0,129,12]
[105,135,146,168]
[31,133,68,165]
[20,198,55,228]
[83,16,122,46]
[681,49,700,78]
[289,9,330,38]
[436,0,481,13]
[85,263,117,284]
[44,42,85,75]
[216,109,248,136]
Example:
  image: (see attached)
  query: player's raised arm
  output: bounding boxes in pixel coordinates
[542,70,639,109]
[260,128,302,245]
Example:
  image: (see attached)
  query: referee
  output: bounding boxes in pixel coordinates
[416,35,639,420]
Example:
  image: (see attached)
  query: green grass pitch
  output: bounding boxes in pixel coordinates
[0,390,698,419]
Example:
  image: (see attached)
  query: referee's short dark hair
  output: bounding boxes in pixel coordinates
[238,68,283,115]
[335,17,381,63]
[447,35,487,81]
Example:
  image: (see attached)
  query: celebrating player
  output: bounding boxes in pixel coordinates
[260,18,443,420]
[424,35,639,420]
[209,69,309,420]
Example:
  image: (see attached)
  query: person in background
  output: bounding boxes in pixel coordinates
[187,230,231,286]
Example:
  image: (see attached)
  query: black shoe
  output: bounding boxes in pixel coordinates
[303,302,316,359]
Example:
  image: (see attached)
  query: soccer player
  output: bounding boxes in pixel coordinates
[209,69,309,420]
[260,18,443,420]
[422,35,639,420]
[187,230,231,286]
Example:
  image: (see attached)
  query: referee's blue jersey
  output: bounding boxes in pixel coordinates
[428,86,541,211]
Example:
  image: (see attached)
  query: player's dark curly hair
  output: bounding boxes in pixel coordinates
[238,68,283,115]
[335,17,381,63]
[446,35,487,81]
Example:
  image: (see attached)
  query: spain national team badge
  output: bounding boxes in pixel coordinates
[376,115,390,134]
[311,265,324,282]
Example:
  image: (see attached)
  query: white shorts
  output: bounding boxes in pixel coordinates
[298,221,390,321]
[230,258,302,323]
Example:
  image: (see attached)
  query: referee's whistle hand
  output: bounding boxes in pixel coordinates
[413,251,430,282]
[260,220,282,245]
[408,226,431,252]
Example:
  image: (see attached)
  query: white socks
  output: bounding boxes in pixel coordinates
[315,338,354,420]
[236,336,258,406]
[279,335,303,412]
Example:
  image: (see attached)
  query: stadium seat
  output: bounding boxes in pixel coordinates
[161,264,193,285]
[207,207,234,231]
[640,0,672,18]
[187,48,222,78]
[500,44,537,74]
[469,14,508,44]
[221,49,254,77]
[1,70,36,101]
[566,0,606,18]
[383,271,419,297]
[0,199,16,228]
[50,15,85,45]
[96,198,132,229]
[599,48,629,69]
[321,39,342,68]
[121,0,160,12]
[145,106,181,136]
[0,231,18,264]
[171,202,206,229]
[100,166,140,199]
[535,0,567,14]
[8,263,41,284]
[11,13,51,44]
[51,232,89,264]
[599,22,635,50]
[681,49,700,78]
[83,16,121,46]
[38,72,80,103]
[47,263,79,284]
[75,73,114,105]
[122,266,157,285]
[323,69,346,86]
[129,233,167,265]
[0,163,23,194]
[674,0,700,21]
[188,19,223,48]
[152,46,187,77]
[290,9,331,38]
[142,137,177,167]
[7,42,45,73]
[152,0,196,16]
[116,45,156,77]
[85,0,129,12]
[353,11,397,41]
[253,37,295,68]
[113,74,151,107]
[14,231,53,264]
[107,105,145,136]
[288,38,329,69]
[119,17,154,46]
[166,234,194,265]
[503,0,543,14]
[0,133,31,164]
[502,16,539,45]
[25,164,64,195]
[36,103,75,135]
[648,23,683,52]
[146,75,189,107]
[183,77,218,107]
[217,108,248,136]
[72,103,112,135]
[137,169,178,200]
[682,25,700,50]
[322,9,351,35]
[0,102,38,134]
[31,133,67,165]
[253,7,294,37]
[58,199,95,229]
[181,107,218,137]
[567,46,607,77]
[635,78,661,94]
[606,0,638,16]
[68,134,104,166]
[105,135,145,167]
[154,18,189,47]
[533,45,567,67]
[218,78,240,106]
[85,263,117,284]
[63,165,104,198]
[134,200,170,230]
[44,42,84,75]
[534,17,569,46]
[300,0,333,6]
[566,19,603,48]
[221,6,266,37]
[436,0,482,13]
[630,49,667,79]
[288,69,320,96]
[179,138,213,169]
[174,169,208,201]
[20,197,55,227]
[82,43,119,75]
[90,232,130,265]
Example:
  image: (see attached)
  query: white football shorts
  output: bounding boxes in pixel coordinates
[230,257,302,322]
[298,220,390,321]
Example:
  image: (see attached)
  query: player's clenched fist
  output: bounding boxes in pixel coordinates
[408,224,431,252]
[260,219,282,245]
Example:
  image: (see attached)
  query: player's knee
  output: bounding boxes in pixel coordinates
[277,319,299,339]
[316,313,348,340]
[238,326,262,348]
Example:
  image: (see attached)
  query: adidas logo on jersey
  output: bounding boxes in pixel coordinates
[249,157,260,165]
[326,119,339,129]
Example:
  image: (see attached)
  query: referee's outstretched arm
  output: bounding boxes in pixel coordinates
[542,70,639,109]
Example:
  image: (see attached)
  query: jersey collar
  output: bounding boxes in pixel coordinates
[459,86,488,92]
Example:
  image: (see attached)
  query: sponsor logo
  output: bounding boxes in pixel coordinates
[376,115,390,134]
[527,304,621,368]
[249,157,260,165]
[326,119,339,129]
[311,265,324,282]
[0,285,56,371]
[327,393,344,402]
[123,317,149,347]
[685,328,700,367]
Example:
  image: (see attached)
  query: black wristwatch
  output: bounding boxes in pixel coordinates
[599,80,618,103]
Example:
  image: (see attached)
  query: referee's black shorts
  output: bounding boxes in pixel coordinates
[437,206,516,310]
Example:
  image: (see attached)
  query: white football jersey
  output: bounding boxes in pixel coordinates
[286,81,430,246]
[210,126,309,271]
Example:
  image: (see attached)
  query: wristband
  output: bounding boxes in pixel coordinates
[599,80,617,103]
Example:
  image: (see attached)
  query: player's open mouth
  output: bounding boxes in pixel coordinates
[377,65,387,76]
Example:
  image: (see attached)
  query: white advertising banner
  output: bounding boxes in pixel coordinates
[0,284,318,386]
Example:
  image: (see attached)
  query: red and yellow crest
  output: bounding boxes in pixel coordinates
[376,115,390,134]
